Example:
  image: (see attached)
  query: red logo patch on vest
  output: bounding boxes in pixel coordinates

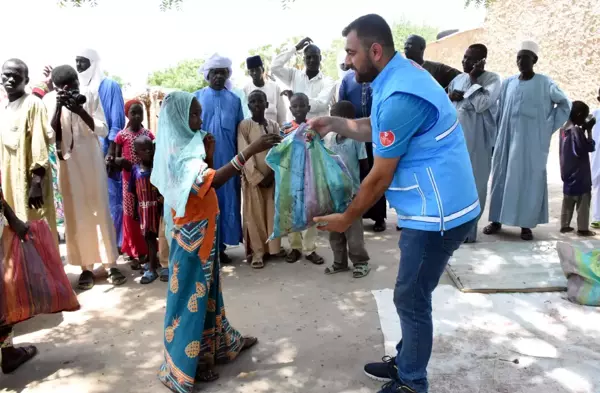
[379,131,395,147]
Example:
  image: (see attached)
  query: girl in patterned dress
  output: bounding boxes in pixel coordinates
[110,100,154,268]
[153,92,280,392]
[129,135,161,284]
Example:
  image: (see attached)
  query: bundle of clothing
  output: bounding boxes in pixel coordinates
[266,123,354,239]
[557,241,600,306]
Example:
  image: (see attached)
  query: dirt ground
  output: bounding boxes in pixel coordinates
[1,137,597,393]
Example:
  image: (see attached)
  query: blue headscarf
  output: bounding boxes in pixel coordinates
[151,91,208,220]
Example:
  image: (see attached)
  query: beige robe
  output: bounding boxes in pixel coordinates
[238,118,281,261]
[0,94,57,240]
[43,90,118,268]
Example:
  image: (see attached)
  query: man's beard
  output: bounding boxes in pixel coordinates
[354,60,378,83]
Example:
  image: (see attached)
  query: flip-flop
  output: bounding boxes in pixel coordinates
[141,270,159,284]
[1,345,38,374]
[107,268,127,286]
[324,264,350,275]
[77,270,95,290]
[591,222,600,229]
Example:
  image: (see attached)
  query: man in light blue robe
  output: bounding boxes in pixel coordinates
[76,49,125,248]
[484,41,571,240]
[448,44,502,243]
[194,54,243,263]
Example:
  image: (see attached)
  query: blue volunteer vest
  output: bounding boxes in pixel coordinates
[371,53,480,232]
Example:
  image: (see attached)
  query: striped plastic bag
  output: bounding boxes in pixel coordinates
[266,123,354,239]
[557,241,600,306]
[0,220,80,326]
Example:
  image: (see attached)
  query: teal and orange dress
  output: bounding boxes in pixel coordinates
[158,168,244,393]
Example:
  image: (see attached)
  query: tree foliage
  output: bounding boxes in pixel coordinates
[104,71,129,89]
[58,0,493,9]
[147,59,208,92]
[238,36,305,78]
[391,20,439,50]
[242,20,439,82]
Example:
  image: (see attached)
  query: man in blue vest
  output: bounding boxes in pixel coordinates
[311,14,479,393]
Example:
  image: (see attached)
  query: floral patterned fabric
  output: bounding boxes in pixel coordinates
[158,169,243,393]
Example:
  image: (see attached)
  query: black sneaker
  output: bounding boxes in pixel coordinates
[377,380,417,393]
[364,355,397,382]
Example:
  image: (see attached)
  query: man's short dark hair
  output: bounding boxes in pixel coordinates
[342,14,395,54]
[51,65,79,87]
[468,43,488,59]
[2,58,29,78]
[290,92,309,103]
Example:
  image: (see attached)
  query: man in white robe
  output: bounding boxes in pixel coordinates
[44,65,125,290]
[484,41,571,240]
[448,44,502,243]
[271,37,336,119]
[243,55,287,126]
[590,87,600,228]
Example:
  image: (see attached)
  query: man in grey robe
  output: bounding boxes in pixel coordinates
[484,41,571,240]
[448,44,502,243]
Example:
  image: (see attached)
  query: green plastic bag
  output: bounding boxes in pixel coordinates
[557,242,600,306]
[265,123,354,239]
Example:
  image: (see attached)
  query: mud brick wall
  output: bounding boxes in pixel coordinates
[425,0,600,105]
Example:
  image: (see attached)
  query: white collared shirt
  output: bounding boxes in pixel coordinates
[271,46,336,119]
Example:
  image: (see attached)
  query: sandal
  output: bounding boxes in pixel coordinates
[241,336,258,351]
[305,252,324,265]
[592,222,600,229]
[251,258,265,269]
[324,264,350,275]
[560,227,574,233]
[130,259,143,270]
[520,228,533,241]
[1,345,38,374]
[577,230,596,237]
[373,221,386,233]
[141,270,159,284]
[107,268,127,286]
[270,250,287,259]
[196,368,219,383]
[285,249,302,263]
[483,222,502,235]
[159,267,169,282]
[353,264,371,278]
[220,251,232,264]
[77,270,95,290]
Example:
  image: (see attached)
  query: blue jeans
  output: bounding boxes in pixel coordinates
[394,220,475,392]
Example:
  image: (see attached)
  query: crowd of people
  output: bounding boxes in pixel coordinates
[1,11,599,393]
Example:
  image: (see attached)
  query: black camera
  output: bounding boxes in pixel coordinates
[67,90,87,105]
